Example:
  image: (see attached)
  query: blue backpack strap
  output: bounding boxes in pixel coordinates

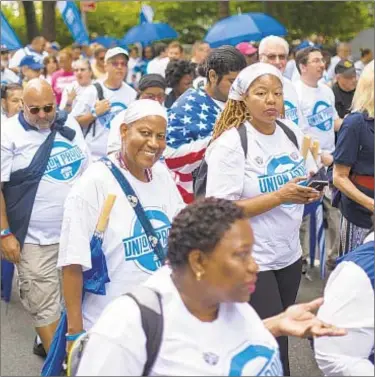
[336,241,374,288]
[101,157,166,265]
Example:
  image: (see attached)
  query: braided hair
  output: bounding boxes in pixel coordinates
[168,197,246,269]
[212,99,251,139]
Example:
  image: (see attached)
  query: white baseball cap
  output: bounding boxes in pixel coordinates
[104,47,129,63]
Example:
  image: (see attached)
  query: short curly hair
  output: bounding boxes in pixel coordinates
[165,59,196,89]
[198,45,247,85]
[167,197,247,269]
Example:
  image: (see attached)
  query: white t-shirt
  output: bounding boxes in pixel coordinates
[8,46,45,69]
[282,77,306,128]
[57,154,185,330]
[1,114,91,245]
[294,80,339,153]
[76,266,282,376]
[314,240,374,376]
[59,81,92,111]
[72,81,137,160]
[205,119,317,271]
[147,57,170,78]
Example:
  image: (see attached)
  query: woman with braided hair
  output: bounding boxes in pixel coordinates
[205,62,321,376]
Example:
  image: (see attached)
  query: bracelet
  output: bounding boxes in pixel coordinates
[91,108,98,119]
[66,330,86,342]
[0,228,12,239]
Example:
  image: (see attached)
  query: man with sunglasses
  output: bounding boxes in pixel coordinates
[0,78,91,357]
[73,47,137,160]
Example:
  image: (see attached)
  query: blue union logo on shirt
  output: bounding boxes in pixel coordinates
[258,155,305,194]
[284,101,299,125]
[307,101,334,131]
[123,209,170,273]
[229,344,283,376]
[44,141,85,181]
[99,102,127,129]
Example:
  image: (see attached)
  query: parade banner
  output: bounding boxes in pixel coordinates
[0,11,22,50]
[56,1,89,45]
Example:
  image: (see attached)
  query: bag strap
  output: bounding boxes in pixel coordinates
[101,157,166,265]
[84,82,105,138]
[67,287,163,377]
[237,123,248,158]
[276,119,299,149]
[126,286,164,376]
[94,82,105,101]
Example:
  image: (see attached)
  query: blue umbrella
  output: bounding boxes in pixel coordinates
[123,22,178,46]
[42,195,116,377]
[204,12,287,48]
[1,260,15,304]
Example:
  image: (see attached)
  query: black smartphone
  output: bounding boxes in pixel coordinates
[307,180,329,191]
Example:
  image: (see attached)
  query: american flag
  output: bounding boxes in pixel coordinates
[164,88,223,203]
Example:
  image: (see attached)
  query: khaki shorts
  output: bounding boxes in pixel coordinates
[16,243,62,327]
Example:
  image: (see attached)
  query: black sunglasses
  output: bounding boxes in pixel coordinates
[25,103,54,115]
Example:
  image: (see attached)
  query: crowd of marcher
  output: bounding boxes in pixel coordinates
[0,31,373,377]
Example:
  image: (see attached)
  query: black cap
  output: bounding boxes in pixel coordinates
[335,59,356,76]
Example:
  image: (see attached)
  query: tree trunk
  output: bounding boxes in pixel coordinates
[218,1,230,20]
[42,1,57,42]
[22,1,40,42]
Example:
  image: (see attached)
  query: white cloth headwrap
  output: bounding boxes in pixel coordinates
[123,99,168,124]
[228,62,284,101]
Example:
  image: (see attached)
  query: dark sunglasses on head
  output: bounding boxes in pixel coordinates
[25,103,54,115]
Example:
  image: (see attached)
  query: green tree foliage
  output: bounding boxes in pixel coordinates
[1,1,373,47]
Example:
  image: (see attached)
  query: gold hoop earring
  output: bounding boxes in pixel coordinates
[196,271,202,281]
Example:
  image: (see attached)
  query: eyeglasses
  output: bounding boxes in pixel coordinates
[307,58,326,65]
[142,93,166,101]
[110,61,127,68]
[98,57,105,61]
[24,103,54,115]
[264,53,287,61]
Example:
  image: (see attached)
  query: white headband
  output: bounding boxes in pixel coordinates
[228,62,283,101]
[123,99,168,124]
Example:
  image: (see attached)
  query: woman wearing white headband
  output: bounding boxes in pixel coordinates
[57,99,185,350]
[205,63,321,376]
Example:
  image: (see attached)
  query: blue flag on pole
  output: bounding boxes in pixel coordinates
[0,11,22,50]
[56,1,89,45]
[139,4,154,24]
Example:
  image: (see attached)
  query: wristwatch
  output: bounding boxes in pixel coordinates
[0,228,12,238]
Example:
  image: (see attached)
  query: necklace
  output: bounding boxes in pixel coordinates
[116,152,152,182]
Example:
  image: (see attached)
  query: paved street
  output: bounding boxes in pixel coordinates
[1,267,325,376]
